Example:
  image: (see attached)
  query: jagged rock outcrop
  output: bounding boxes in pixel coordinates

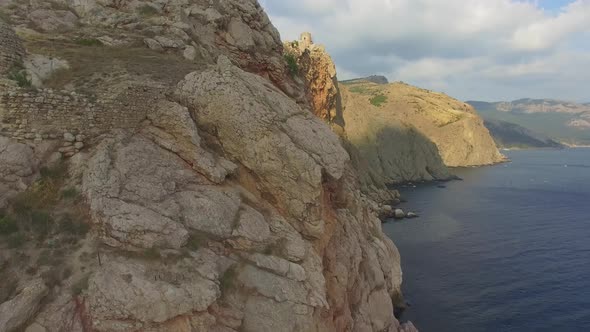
[342,80,504,168]
[284,34,452,192]
[284,33,345,129]
[0,279,48,332]
[175,56,349,238]
[0,137,38,208]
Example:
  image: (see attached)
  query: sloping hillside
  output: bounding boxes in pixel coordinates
[469,99,590,145]
[484,119,564,149]
[342,80,504,168]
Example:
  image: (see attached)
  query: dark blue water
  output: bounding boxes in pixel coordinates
[384,148,590,332]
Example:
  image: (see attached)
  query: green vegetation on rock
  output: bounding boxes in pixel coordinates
[370,94,387,107]
[7,63,32,88]
[74,38,103,47]
[137,5,159,17]
[284,53,299,76]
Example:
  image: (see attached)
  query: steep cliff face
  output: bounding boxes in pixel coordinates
[0,1,414,332]
[284,33,345,130]
[285,33,451,193]
[341,86,452,185]
[342,80,505,168]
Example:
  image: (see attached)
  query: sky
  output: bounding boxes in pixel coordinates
[260,0,590,102]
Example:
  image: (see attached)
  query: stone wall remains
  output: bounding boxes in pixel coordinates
[0,86,162,144]
[0,20,25,74]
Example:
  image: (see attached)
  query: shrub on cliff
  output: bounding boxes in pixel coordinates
[284,53,299,76]
[370,94,388,107]
[7,63,32,88]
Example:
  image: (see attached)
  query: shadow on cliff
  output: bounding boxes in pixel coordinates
[344,124,453,190]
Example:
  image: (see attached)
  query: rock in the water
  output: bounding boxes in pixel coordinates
[406,212,418,219]
[394,209,406,219]
[378,204,394,220]
[0,279,48,332]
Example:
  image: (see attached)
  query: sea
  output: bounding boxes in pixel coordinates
[383,148,590,332]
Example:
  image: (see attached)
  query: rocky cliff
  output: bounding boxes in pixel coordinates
[340,85,452,185]
[284,33,345,130]
[0,2,415,332]
[342,80,505,168]
[284,34,453,196]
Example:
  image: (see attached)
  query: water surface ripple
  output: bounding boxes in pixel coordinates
[384,148,590,332]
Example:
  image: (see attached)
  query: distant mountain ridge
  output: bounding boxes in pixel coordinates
[484,119,564,149]
[340,75,389,85]
[469,99,590,114]
[468,99,590,146]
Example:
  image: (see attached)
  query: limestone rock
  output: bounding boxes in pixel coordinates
[183,45,197,60]
[87,256,220,329]
[29,9,78,32]
[24,54,69,87]
[176,188,240,238]
[0,136,38,208]
[144,100,235,184]
[241,296,313,332]
[63,132,75,142]
[227,18,255,50]
[24,323,47,332]
[144,38,163,51]
[284,33,345,127]
[97,198,189,249]
[0,1,418,331]
[394,209,405,219]
[154,35,185,49]
[174,56,349,238]
[232,205,271,244]
[0,278,48,332]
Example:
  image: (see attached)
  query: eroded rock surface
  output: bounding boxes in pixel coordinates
[175,56,349,238]
[284,33,345,128]
[0,1,416,331]
[0,279,48,332]
[0,137,38,208]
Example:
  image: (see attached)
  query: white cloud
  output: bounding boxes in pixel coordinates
[261,0,590,101]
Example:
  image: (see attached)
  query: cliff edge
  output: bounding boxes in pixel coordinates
[0,2,414,332]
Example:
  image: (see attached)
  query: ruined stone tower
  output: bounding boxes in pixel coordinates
[0,19,25,74]
[299,32,313,50]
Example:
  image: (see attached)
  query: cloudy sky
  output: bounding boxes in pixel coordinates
[260,0,590,102]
